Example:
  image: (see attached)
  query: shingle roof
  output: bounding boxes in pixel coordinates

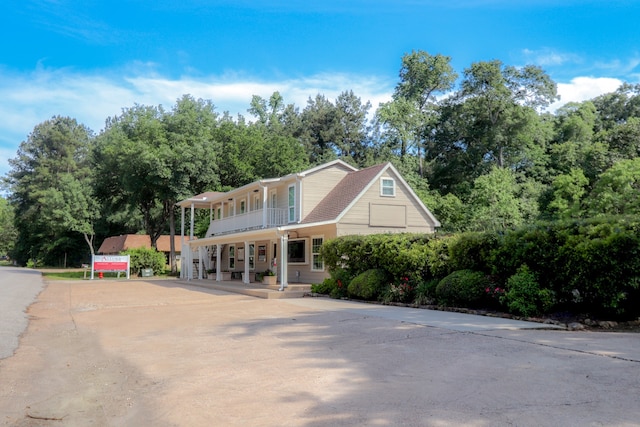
[301,163,388,224]
[98,234,186,254]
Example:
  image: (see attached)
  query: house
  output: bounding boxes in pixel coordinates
[97,234,186,269]
[177,160,440,289]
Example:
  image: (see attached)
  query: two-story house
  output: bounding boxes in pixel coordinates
[177,159,440,290]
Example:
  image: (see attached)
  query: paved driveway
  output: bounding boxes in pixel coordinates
[0,267,45,359]
[1,275,639,426]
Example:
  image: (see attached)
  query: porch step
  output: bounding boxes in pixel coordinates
[184,280,312,299]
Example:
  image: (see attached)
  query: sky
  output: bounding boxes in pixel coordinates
[1,0,639,178]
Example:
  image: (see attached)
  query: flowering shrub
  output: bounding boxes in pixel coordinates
[383,276,416,303]
[483,285,506,309]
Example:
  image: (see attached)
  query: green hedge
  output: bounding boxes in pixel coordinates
[121,247,166,276]
[315,217,640,319]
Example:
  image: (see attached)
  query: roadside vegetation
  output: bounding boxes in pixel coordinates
[313,217,640,321]
[1,51,639,318]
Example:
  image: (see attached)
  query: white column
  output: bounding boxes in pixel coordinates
[180,206,185,279]
[216,244,222,281]
[243,241,250,284]
[198,246,204,280]
[262,187,267,227]
[279,234,288,291]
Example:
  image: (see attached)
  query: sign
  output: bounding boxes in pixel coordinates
[91,255,130,279]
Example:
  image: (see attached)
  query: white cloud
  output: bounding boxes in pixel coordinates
[548,76,622,112]
[0,67,393,178]
[522,48,581,67]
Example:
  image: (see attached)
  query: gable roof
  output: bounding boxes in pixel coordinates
[98,234,186,254]
[300,163,387,224]
[299,162,441,228]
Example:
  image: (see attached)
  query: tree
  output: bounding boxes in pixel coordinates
[162,95,221,272]
[6,116,95,265]
[585,158,640,216]
[544,168,589,219]
[299,94,340,164]
[378,50,457,176]
[94,104,169,249]
[333,90,372,166]
[459,60,558,168]
[0,197,17,257]
[466,166,523,231]
[95,96,221,273]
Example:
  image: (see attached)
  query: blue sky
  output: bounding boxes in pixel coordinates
[1,0,639,177]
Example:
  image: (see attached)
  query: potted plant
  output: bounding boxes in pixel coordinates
[261,269,277,285]
[221,269,232,281]
[206,268,216,279]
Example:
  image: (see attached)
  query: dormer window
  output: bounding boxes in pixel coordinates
[381,178,395,197]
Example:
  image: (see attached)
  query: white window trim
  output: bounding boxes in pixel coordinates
[287,237,308,265]
[381,177,396,197]
[228,244,236,270]
[311,235,324,272]
[288,184,296,223]
[248,243,255,270]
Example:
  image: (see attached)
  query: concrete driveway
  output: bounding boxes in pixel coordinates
[1,271,639,426]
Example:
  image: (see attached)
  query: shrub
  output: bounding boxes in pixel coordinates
[121,247,166,276]
[347,269,389,301]
[502,265,552,317]
[382,275,418,304]
[435,269,489,308]
[413,279,439,306]
[449,232,497,273]
[311,267,352,299]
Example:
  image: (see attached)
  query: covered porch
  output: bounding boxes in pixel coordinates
[180,227,295,291]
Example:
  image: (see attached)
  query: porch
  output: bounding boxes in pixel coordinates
[205,208,288,237]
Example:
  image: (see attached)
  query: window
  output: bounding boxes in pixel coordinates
[217,207,221,220]
[228,200,235,217]
[311,237,324,271]
[270,190,277,208]
[253,194,261,211]
[228,245,235,270]
[288,239,306,263]
[248,243,255,270]
[240,200,246,214]
[288,185,296,222]
[381,178,395,197]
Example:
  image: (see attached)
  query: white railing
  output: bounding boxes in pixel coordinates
[205,208,288,237]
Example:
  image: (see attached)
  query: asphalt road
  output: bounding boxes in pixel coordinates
[2,274,640,426]
[0,266,45,359]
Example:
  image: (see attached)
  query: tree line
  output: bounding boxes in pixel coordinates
[2,50,640,268]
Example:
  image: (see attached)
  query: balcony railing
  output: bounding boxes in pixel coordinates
[205,208,288,237]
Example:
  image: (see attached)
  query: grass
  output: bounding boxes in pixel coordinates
[42,271,129,280]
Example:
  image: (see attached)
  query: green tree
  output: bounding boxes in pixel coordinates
[0,197,17,257]
[544,168,589,219]
[466,166,523,231]
[585,158,640,216]
[378,50,457,177]
[94,96,221,272]
[6,116,95,265]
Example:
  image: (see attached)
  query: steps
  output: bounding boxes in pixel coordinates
[185,280,312,299]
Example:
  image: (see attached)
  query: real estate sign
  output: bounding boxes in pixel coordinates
[91,255,130,279]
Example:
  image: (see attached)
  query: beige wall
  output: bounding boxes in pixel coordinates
[338,170,437,233]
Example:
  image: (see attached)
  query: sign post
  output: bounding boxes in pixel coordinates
[91,255,130,280]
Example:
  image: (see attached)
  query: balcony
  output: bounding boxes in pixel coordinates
[205,208,288,237]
